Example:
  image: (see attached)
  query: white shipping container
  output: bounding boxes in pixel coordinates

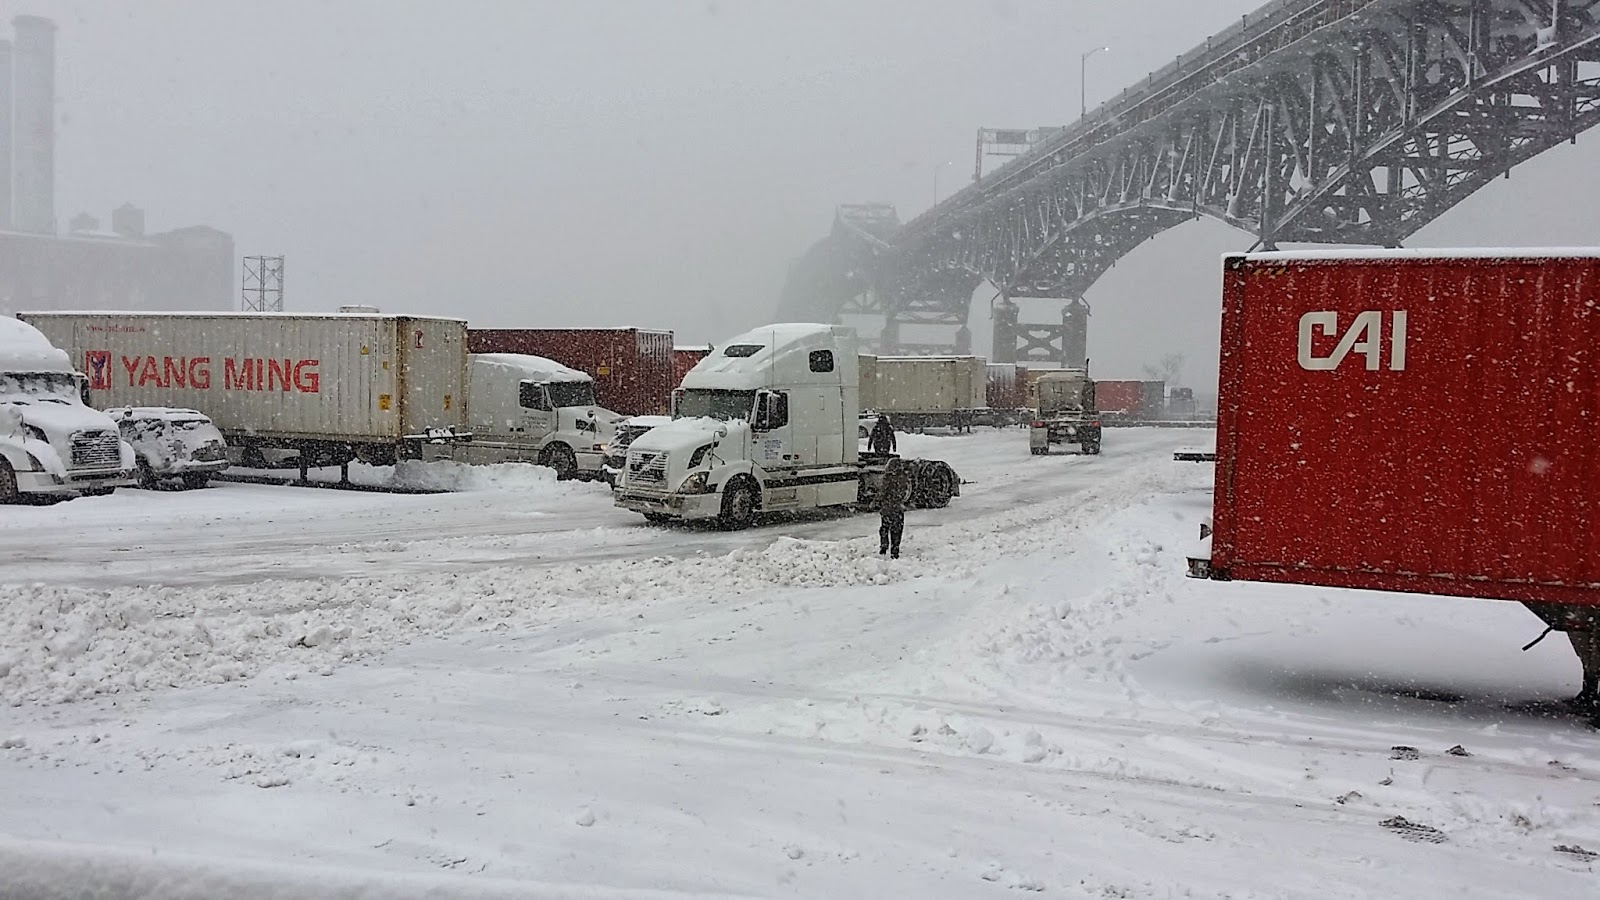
[857,353,878,411]
[18,312,469,445]
[870,356,987,412]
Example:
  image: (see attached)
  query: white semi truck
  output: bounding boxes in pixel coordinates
[20,312,619,481]
[614,324,960,528]
[1,316,136,501]
[423,353,623,480]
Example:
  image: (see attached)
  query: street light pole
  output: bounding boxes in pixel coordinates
[1081,46,1110,119]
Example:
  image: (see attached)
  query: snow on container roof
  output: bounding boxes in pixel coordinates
[1240,247,1600,263]
[472,353,592,383]
[19,310,468,322]
[0,316,74,373]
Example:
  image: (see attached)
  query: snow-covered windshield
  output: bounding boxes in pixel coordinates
[0,372,78,403]
[545,381,596,409]
[676,389,754,421]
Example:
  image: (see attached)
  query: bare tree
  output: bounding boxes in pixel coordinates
[1142,353,1185,386]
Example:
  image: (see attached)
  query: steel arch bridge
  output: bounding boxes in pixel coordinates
[778,0,1600,362]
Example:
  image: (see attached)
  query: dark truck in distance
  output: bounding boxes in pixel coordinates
[1029,369,1101,455]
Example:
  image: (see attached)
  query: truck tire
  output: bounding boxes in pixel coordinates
[1082,441,1102,456]
[0,460,17,504]
[719,478,758,530]
[542,444,578,481]
[1030,447,1045,456]
[182,472,211,490]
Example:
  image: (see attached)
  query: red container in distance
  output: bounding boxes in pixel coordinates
[673,346,710,389]
[1206,249,1600,609]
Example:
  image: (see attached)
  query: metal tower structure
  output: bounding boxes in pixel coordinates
[242,255,285,313]
[781,0,1600,361]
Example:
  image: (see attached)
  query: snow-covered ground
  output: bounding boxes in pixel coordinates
[2,427,1597,898]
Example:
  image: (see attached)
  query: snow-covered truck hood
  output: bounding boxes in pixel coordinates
[6,398,118,436]
[628,417,745,456]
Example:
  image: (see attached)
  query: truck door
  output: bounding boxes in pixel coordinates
[518,380,555,456]
[752,390,795,472]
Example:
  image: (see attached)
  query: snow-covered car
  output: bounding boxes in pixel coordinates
[107,407,230,490]
[601,415,672,486]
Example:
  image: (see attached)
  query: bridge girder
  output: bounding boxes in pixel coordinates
[785,0,1600,354]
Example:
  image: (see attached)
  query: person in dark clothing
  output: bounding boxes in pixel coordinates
[869,415,896,455]
[878,457,910,558]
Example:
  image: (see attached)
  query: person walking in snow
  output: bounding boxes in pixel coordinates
[869,414,896,456]
[878,457,909,558]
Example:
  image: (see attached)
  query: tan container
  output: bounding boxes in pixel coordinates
[20,311,468,444]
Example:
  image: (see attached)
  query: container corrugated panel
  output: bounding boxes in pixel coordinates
[858,354,878,410]
[874,356,987,412]
[467,328,675,416]
[672,348,709,388]
[1140,381,1166,419]
[20,312,467,442]
[1094,380,1144,415]
[1211,251,1600,608]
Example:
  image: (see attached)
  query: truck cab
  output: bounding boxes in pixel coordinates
[615,324,870,528]
[427,353,622,479]
[1030,369,1102,455]
[1,317,136,501]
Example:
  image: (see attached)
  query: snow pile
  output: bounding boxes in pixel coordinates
[386,459,582,494]
[0,457,1183,706]
[0,836,751,900]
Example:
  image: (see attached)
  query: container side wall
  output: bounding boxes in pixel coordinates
[1214,255,1600,607]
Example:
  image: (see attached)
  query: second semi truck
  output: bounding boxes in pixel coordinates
[614,324,960,529]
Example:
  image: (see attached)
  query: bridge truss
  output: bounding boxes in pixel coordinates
[779,0,1600,362]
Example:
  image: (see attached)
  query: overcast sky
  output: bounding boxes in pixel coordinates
[27,0,1600,387]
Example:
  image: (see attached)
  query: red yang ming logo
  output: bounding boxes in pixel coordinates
[85,350,113,390]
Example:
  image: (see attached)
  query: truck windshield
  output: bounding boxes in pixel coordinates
[0,372,79,403]
[676,389,755,421]
[545,381,597,409]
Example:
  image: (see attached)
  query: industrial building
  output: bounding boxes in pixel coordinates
[0,15,233,316]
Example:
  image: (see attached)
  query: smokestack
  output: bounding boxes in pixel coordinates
[11,15,56,235]
[0,39,12,229]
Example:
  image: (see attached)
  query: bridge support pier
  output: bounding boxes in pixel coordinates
[1062,298,1089,369]
[879,317,902,355]
[992,299,1019,364]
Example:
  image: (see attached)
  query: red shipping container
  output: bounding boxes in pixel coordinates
[1094,380,1145,415]
[1207,250,1600,609]
[467,328,674,416]
[673,346,710,388]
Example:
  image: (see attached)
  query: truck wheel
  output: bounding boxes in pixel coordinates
[0,461,17,504]
[1030,447,1045,456]
[182,472,211,490]
[542,445,578,481]
[719,479,758,530]
[1082,442,1102,456]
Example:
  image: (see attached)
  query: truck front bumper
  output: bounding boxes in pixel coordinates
[615,489,722,520]
[575,450,606,475]
[16,467,136,495]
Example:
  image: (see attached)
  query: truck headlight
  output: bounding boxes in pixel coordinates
[680,471,711,494]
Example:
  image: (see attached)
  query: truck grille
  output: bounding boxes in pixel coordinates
[626,450,667,484]
[71,430,122,471]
